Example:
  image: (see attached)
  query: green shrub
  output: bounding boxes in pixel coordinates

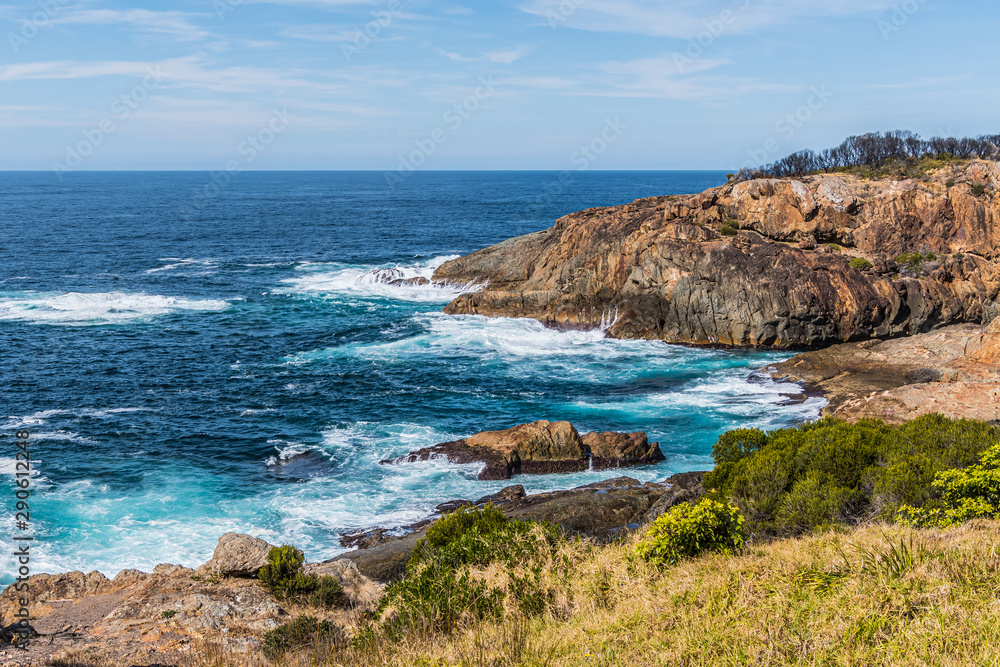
[413,504,509,562]
[719,220,741,237]
[849,257,873,271]
[161,609,177,619]
[383,506,563,635]
[946,179,956,188]
[262,616,344,660]
[896,252,924,269]
[258,545,344,607]
[899,443,1000,527]
[705,415,1000,536]
[971,183,986,197]
[825,243,841,252]
[703,428,768,492]
[635,498,746,567]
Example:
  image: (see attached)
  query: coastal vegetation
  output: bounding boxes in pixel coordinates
[739,130,1000,180]
[225,415,1000,666]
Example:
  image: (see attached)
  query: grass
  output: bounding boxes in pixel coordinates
[166,520,1000,667]
[821,154,972,181]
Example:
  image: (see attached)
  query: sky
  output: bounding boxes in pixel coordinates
[0,0,998,171]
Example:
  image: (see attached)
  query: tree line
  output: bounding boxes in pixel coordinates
[738,131,1000,180]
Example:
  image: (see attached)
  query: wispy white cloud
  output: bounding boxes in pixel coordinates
[280,24,358,42]
[486,45,534,63]
[52,9,211,41]
[518,0,896,38]
[435,44,534,64]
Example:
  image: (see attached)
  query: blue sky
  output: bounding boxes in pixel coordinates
[1,0,997,170]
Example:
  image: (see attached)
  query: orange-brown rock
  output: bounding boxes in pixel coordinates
[0,535,381,665]
[381,420,665,480]
[435,161,1000,348]
[770,321,1000,424]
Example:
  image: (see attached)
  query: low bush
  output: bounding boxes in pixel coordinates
[971,183,987,197]
[704,415,1000,536]
[258,545,344,608]
[381,505,564,635]
[849,257,873,270]
[720,221,739,236]
[262,615,344,660]
[899,443,1000,527]
[635,498,746,567]
[946,178,956,187]
[896,252,925,269]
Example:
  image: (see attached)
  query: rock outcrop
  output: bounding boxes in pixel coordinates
[435,161,1000,348]
[0,534,381,665]
[770,320,1000,424]
[200,532,276,577]
[335,472,705,582]
[381,420,665,480]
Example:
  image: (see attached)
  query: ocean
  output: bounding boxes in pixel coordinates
[0,171,824,583]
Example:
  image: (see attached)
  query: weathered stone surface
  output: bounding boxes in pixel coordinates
[435,162,1000,348]
[381,420,665,480]
[204,533,277,578]
[335,472,705,582]
[0,551,381,664]
[770,322,1000,423]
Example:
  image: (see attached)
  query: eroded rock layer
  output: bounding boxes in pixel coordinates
[769,320,1000,424]
[436,161,1000,348]
[381,420,665,480]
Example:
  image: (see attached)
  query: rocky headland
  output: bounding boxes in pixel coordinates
[435,160,1000,349]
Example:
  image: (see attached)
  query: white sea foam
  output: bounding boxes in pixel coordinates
[0,291,228,325]
[277,256,480,304]
[287,313,694,370]
[145,258,219,275]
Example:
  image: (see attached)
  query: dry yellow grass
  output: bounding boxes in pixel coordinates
[104,521,1000,666]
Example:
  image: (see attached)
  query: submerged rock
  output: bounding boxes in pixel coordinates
[434,162,1000,348]
[381,420,665,480]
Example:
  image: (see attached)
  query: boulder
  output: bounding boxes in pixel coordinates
[382,421,664,480]
[203,533,277,578]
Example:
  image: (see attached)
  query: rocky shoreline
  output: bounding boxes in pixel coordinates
[7,162,1000,664]
[0,472,705,664]
[434,161,999,348]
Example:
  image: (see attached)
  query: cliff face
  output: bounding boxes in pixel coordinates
[435,161,1000,348]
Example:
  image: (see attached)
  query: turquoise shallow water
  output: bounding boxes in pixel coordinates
[0,171,824,583]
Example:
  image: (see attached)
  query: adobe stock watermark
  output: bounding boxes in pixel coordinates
[342,0,404,62]
[384,75,498,191]
[526,117,628,216]
[11,429,33,650]
[52,67,168,181]
[546,0,586,28]
[674,0,752,73]
[877,0,928,40]
[214,0,242,21]
[183,108,295,217]
[8,0,72,53]
[742,86,833,170]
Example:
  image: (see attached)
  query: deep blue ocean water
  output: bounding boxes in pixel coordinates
[0,171,824,582]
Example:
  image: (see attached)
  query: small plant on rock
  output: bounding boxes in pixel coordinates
[849,257,873,271]
[971,183,987,197]
[258,545,344,608]
[262,616,344,660]
[635,498,746,567]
